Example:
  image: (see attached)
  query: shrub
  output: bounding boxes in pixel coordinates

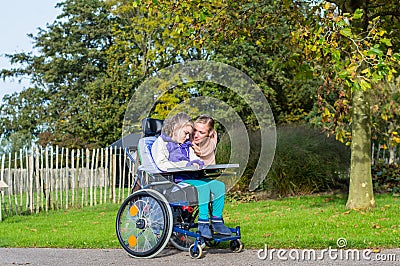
[372,163,400,195]
[264,125,350,196]
[218,125,350,196]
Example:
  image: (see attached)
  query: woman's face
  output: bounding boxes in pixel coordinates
[193,122,210,145]
[173,124,193,144]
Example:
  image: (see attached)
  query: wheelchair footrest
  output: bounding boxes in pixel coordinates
[211,226,241,241]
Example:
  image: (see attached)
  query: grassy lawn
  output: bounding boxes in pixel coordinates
[226,193,399,249]
[0,193,399,249]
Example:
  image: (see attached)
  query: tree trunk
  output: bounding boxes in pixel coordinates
[346,88,375,209]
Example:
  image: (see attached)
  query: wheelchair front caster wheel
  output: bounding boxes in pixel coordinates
[189,243,203,259]
[229,239,243,253]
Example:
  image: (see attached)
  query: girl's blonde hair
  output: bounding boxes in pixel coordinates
[162,112,194,137]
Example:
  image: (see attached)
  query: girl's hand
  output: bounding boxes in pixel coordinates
[186,159,204,169]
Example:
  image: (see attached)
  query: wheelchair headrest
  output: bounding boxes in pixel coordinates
[141,118,164,137]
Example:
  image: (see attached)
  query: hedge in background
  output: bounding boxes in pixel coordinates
[218,125,350,196]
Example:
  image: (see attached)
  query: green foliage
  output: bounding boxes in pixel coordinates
[292,3,400,143]
[205,0,319,125]
[261,125,350,196]
[0,87,48,153]
[151,0,320,126]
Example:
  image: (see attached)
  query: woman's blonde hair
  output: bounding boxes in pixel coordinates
[162,112,194,137]
[195,114,215,133]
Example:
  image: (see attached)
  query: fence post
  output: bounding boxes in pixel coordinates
[55,146,59,208]
[112,147,117,204]
[90,149,95,207]
[40,147,44,212]
[34,146,39,214]
[104,148,108,204]
[85,148,90,206]
[0,154,7,221]
[0,180,8,222]
[100,148,104,204]
[118,147,122,202]
[22,149,27,212]
[7,153,12,216]
[50,146,54,210]
[60,147,64,208]
[81,148,85,207]
[74,149,80,208]
[122,147,126,201]
[26,147,34,213]
[94,148,99,206]
[71,149,75,207]
[65,148,69,209]
[13,151,19,215]
[45,146,49,212]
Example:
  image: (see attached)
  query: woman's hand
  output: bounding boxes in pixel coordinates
[209,129,217,143]
[192,143,201,156]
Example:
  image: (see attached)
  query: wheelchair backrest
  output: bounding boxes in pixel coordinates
[137,136,162,174]
[141,118,164,137]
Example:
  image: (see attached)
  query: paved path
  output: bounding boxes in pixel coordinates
[1,247,399,265]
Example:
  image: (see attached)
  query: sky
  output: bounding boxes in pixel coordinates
[0,1,61,101]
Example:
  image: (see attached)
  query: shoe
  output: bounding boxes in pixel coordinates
[198,219,212,239]
[211,217,232,235]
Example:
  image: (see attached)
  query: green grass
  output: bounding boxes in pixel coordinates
[227,193,400,249]
[0,203,120,248]
[1,193,399,249]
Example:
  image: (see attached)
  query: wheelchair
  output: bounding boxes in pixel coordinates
[116,118,243,259]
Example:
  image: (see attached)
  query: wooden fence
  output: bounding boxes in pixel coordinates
[0,146,135,221]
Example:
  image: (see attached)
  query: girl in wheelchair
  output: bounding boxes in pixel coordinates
[151,112,231,238]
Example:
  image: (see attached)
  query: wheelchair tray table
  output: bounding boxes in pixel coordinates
[166,163,239,174]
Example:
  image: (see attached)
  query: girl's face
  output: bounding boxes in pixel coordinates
[193,122,210,145]
[172,124,193,144]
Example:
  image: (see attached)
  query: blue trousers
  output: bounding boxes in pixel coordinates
[182,178,226,220]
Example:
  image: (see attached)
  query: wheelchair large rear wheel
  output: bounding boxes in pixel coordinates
[116,189,173,258]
